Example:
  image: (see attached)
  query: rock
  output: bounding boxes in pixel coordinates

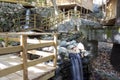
[59,40,67,47]
[0,2,24,31]
[77,42,85,51]
[67,45,76,49]
[58,46,68,54]
[57,46,68,60]
[67,40,76,45]
[27,53,40,60]
[0,43,3,47]
[67,40,78,49]
[114,33,120,44]
[1,41,5,47]
[56,17,101,32]
[42,46,54,52]
[57,24,68,32]
[10,42,20,46]
[32,8,55,18]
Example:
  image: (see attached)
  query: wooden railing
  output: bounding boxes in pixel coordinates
[14,14,43,31]
[41,10,99,29]
[0,32,57,80]
[14,9,99,32]
[41,10,81,29]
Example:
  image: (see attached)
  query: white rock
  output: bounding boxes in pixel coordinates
[42,46,54,52]
[77,42,85,51]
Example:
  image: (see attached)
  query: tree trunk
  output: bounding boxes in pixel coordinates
[116,0,120,26]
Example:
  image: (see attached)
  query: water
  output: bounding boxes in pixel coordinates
[69,53,83,80]
[24,9,30,29]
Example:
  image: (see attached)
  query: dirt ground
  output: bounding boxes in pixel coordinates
[90,42,120,80]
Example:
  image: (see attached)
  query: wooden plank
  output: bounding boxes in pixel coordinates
[0,33,57,80]
[27,50,53,57]
[0,77,9,80]
[5,34,8,47]
[0,64,56,80]
[5,73,23,80]
[8,38,20,42]
[27,64,56,80]
[0,46,22,55]
[27,42,54,50]
[0,37,19,42]
[20,35,28,80]
[33,71,55,80]
[28,55,54,67]
[0,54,56,80]
[0,54,22,68]
[53,34,57,67]
[23,28,43,32]
[40,71,55,80]
[0,54,23,79]
[0,32,58,36]
[27,39,53,44]
[0,64,23,77]
[2,38,53,43]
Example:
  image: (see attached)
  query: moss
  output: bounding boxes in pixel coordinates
[0,38,4,42]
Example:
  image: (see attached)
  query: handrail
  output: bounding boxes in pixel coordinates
[14,9,99,32]
[41,10,81,28]
[14,14,42,31]
[41,9,99,29]
[0,32,58,80]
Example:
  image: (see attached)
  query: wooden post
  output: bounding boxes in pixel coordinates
[63,8,65,20]
[79,11,80,18]
[87,9,89,14]
[53,33,57,67]
[34,14,37,29]
[20,35,28,80]
[18,16,21,31]
[5,33,8,47]
[71,10,72,17]
[81,7,83,14]
[74,6,77,17]
[52,17,54,26]
[45,18,47,30]
[68,11,70,19]
[116,0,120,25]
[80,0,82,13]
[84,8,85,14]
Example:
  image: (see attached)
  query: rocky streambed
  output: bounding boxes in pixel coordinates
[90,42,120,80]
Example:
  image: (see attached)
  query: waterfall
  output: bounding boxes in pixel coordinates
[69,53,83,80]
[24,9,31,29]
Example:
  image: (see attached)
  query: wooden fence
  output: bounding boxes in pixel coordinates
[0,32,57,80]
[14,9,99,32]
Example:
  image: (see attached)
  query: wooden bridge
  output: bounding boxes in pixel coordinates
[13,9,99,32]
[0,32,57,80]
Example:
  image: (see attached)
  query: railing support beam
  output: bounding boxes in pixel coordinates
[20,35,28,80]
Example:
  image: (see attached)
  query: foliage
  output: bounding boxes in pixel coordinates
[0,38,4,42]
